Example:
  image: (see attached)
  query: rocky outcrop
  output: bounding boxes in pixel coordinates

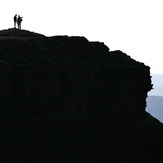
[0,30,152,118]
[0,29,162,162]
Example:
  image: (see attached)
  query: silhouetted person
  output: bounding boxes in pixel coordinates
[14,14,17,28]
[17,15,23,29]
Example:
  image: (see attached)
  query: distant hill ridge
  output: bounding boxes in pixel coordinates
[146,96,163,122]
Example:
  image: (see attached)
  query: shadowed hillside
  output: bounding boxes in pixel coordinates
[0,29,162,162]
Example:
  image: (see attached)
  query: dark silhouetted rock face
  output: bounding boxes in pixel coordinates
[0,29,152,118]
[0,29,162,162]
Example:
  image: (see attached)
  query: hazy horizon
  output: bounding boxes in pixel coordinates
[147,74,163,122]
[146,96,163,123]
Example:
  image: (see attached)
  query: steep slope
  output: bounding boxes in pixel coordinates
[0,29,162,162]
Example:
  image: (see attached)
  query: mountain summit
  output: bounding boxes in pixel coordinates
[0,28,45,38]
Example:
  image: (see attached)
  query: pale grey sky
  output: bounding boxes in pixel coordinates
[1,0,163,74]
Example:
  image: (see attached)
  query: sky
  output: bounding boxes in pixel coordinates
[0,0,163,74]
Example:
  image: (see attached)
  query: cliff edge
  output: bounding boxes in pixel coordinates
[0,29,162,162]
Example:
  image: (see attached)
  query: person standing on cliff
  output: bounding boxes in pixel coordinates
[17,15,23,29]
[14,14,17,28]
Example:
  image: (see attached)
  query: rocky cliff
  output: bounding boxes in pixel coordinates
[0,28,162,162]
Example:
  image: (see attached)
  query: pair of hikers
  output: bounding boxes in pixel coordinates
[14,14,23,29]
